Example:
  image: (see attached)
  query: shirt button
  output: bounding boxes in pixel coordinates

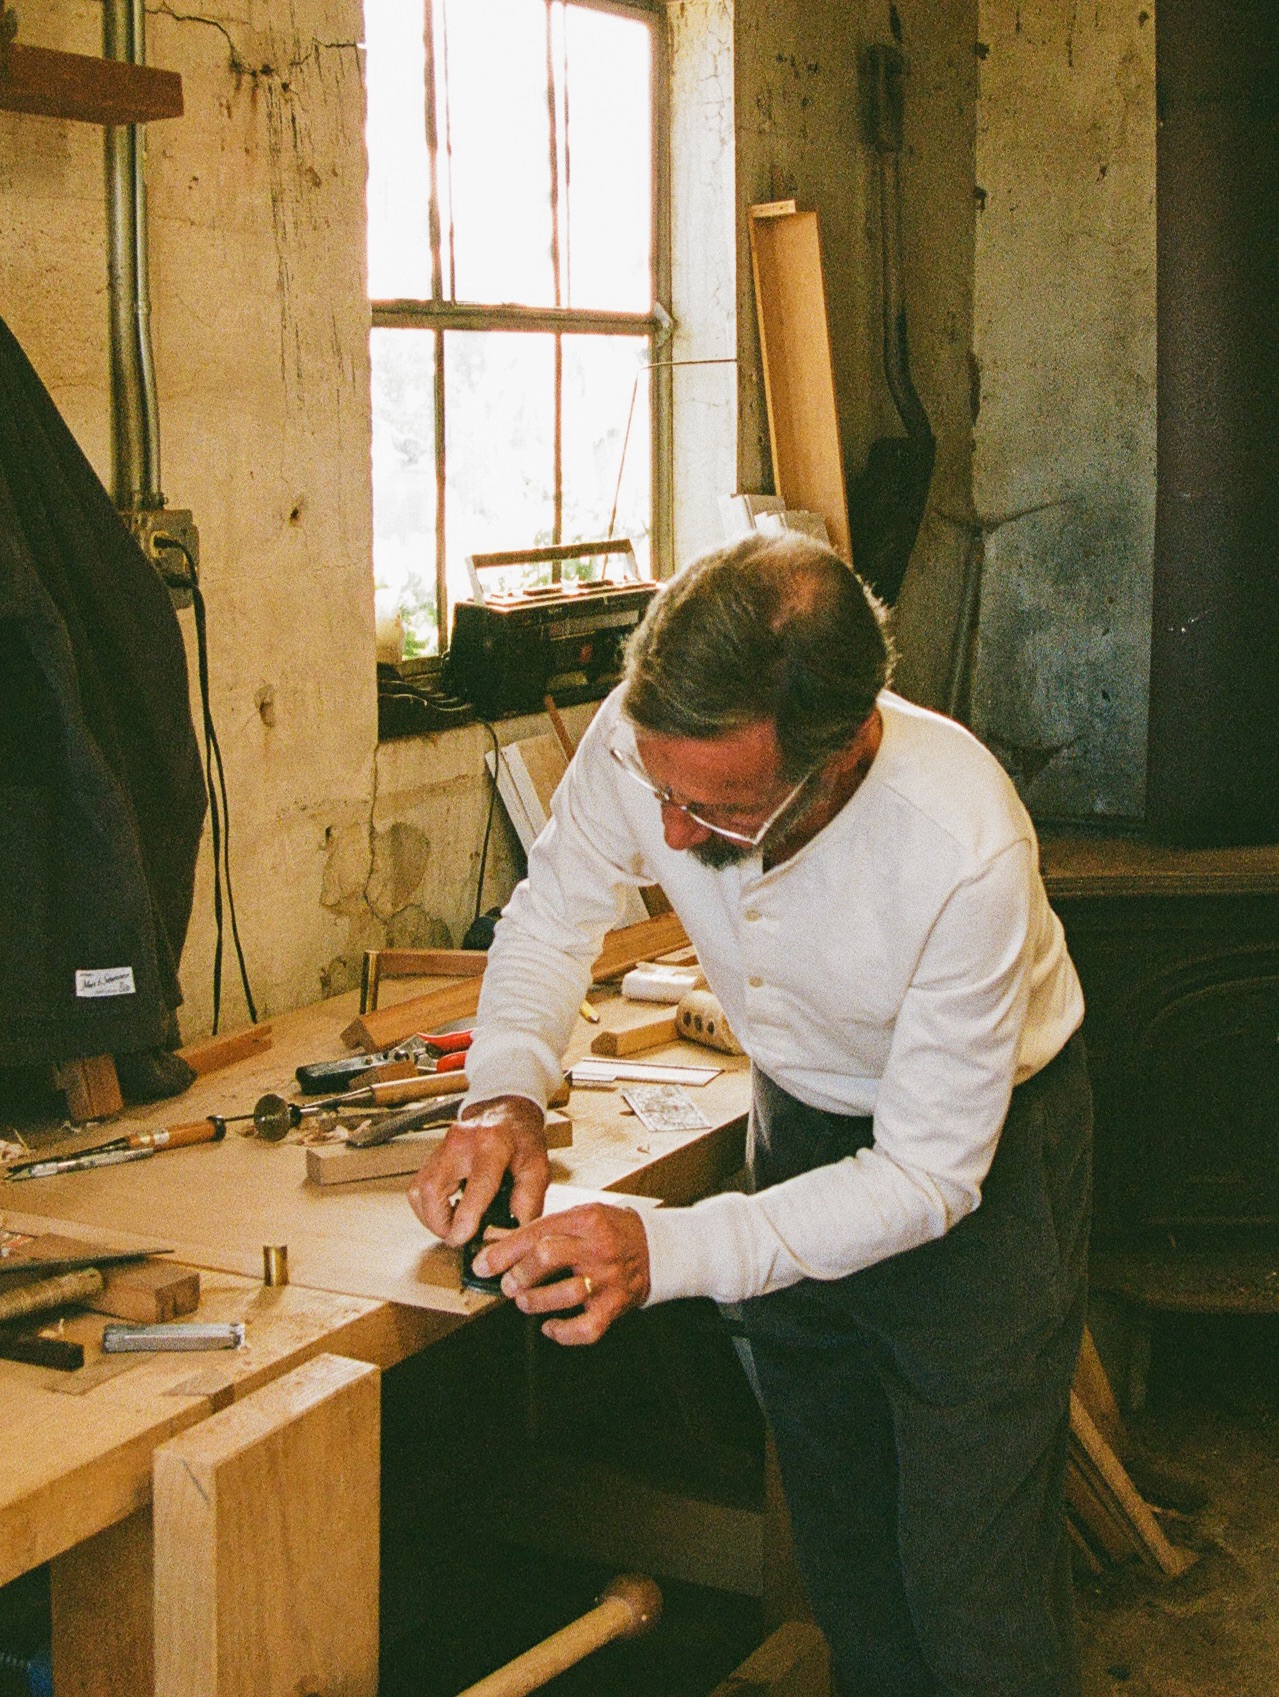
[748,975,764,989]
[745,908,760,922]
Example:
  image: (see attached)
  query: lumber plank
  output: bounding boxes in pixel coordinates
[748,203,851,561]
[1068,1393,1195,1577]
[344,914,689,1050]
[590,913,690,982]
[0,43,183,124]
[86,1260,200,1324]
[1073,1325,1127,1453]
[153,1353,380,1697]
[306,1133,444,1187]
[341,977,483,1052]
[708,1620,831,1697]
[177,1023,273,1078]
[591,1014,679,1058]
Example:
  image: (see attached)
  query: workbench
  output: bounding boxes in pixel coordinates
[0,984,752,1695]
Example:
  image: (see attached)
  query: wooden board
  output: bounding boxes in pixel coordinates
[342,913,690,1051]
[0,43,183,125]
[748,204,851,562]
[591,1014,679,1058]
[1068,1393,1195,1577]
[305,1109,573,1189]
[153,1353,380,1697]
[709,1621,831,1697]
[342,978,483,1053]
[177,1024,273,1078]
[53,1056,122,1122]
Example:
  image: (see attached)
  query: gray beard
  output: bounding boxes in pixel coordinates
[691,834,753,869]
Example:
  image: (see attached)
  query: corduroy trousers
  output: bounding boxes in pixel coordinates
[737,1035,1092,1697]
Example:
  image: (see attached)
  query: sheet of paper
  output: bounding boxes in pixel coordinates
[620,1085,712,1134]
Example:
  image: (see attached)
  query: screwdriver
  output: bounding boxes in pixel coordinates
[232,1073,469,1143]
[4,1117,227,1178]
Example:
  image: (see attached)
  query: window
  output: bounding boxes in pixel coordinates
[365,0,669,659]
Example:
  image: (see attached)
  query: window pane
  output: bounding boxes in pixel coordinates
[443,332,556,616]
[562,336,652,574]
[436,0,554,305]
[370,328,438,656]
[365,0,432,300]
[564,7,652,310]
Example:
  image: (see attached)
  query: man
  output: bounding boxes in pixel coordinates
[410,534,1091,1697]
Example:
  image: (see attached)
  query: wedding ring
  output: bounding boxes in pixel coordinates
[582,1274,595,1299]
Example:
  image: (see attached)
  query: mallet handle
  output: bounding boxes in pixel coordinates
[454,1576,661,1697]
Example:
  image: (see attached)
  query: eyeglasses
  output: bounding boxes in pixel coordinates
[608,740,815,848]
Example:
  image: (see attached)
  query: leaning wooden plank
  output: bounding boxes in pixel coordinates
[748,203,851,561]
[178,1022,273,1078]
[1073,1325,1127,1454]
[707,1619,831,1697]
[590,914,690,983]
[153,1353,380,1697]
[1064,1454,1139,1566]
[372,949,489,984]
[341,978,484,1053]
[344,916,690,1050]
[0,43,184,125]
[1069,1393,1195,1577]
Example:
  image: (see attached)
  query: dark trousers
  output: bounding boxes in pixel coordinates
[737,1036,1092,1697]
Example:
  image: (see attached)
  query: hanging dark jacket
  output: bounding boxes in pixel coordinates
[0,313,206,1068]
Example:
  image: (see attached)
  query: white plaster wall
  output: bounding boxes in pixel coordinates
[970,0,1156,820]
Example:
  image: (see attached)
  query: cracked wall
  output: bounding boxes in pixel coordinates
[969,0,1156,820]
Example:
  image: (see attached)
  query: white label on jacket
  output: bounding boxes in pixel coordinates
[75,966,137,999]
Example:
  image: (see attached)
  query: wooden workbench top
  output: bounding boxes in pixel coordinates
[3,988,749,1315]
[0,1256,447,1588]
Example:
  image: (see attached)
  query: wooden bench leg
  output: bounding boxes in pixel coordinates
[51,1507,154,1697]
[152,1353,381,1697]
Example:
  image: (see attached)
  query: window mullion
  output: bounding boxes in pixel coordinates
[422,0,448,647]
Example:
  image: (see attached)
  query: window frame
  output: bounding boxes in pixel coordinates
[368,0,672,661]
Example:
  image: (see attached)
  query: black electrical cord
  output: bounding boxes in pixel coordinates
[153,537,257,1033]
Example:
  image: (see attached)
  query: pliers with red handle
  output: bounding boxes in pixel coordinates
[414,1030,473,1074]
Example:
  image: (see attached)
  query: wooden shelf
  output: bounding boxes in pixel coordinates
[1041,831,1279,900]
[0,42,182,125]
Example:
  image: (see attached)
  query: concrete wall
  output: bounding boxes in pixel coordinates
[969,0,1156,821]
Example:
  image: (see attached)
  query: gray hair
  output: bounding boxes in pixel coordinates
[622,534,895,778]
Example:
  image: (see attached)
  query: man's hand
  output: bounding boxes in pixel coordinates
[470,1203,650,1344]
[408,1095,550,1247]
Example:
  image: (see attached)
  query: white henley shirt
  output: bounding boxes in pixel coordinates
[462,687,1084,1307]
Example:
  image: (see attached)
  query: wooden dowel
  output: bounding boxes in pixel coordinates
[0,1268,103,1327]
[455,1576,661,1697]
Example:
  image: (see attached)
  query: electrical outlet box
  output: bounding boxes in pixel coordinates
[128,507,199,609]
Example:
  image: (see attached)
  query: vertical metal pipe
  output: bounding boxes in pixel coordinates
[105,0,162,510]
[131,0,161,501]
